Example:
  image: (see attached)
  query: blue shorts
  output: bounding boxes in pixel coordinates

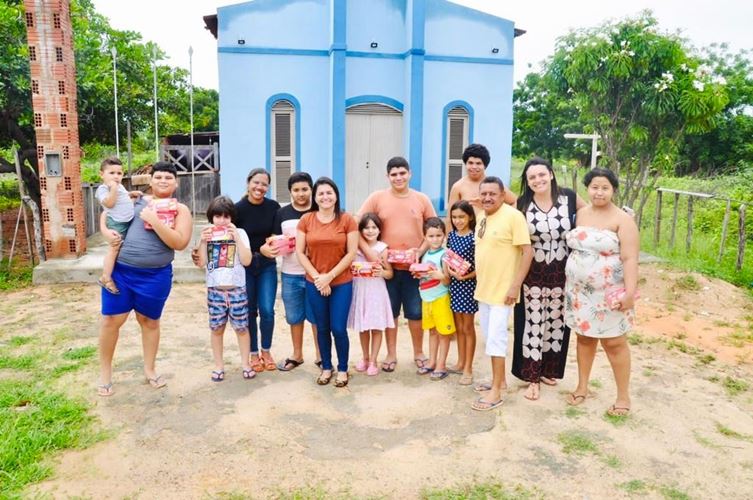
[386,269,422,321]
[281,273,315,325]
[207,286,249,332]
[101,262,172,320]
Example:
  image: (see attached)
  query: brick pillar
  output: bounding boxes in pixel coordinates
[24,0,86,258]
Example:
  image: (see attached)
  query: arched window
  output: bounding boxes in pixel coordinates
[445,106,470,201]
[271,100,296,203]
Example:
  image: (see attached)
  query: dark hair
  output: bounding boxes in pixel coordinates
[517,156,561,212]
[358,212,383,237]
[311,176,342,220]
[206,195,236,224]
[480,176,505,192]
[386,156,410,173]
[462,144,490,167]
[449,200,476,232]
[246,167,271,184]
[152,161,177,177]
[100,156,122,171]
[288,171,313,191]
[423,216,446,235]
[584,167,619,190]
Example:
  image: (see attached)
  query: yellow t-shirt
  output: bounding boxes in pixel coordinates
[474,204,531,305]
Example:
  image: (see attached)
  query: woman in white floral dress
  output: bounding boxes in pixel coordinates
[564,168,639,417]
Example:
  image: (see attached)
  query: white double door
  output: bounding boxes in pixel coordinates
[345,105,404,214]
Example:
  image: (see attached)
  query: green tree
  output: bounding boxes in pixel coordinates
[0,0,219,202]
[546,11,728,214]
[678,45,753,175]
[512,72,588,164]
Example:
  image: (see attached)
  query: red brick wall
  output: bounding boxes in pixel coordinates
[25,0,86,259]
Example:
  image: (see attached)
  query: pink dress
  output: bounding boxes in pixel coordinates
[347,241,395,332]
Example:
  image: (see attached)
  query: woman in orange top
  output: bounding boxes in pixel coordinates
[296,177,358,387]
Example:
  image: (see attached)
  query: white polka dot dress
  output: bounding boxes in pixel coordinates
[447,231,478,314]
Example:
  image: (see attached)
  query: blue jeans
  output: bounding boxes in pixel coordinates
[245,263,277,353]
[306,280,352,372]
[281,273,315,325]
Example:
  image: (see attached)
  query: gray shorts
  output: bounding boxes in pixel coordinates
[106,215,131,238]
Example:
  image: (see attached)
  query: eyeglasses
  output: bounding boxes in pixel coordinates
[478,217,487,239]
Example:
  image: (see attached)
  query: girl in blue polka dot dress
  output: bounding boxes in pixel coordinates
[446,200,478,386]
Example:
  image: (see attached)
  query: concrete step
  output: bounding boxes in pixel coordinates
[33,223,207,285]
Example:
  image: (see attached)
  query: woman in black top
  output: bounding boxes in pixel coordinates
[235,168,281,372]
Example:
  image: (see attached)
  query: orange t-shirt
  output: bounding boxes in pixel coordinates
[357,189,437,269]
[297,212,358,286]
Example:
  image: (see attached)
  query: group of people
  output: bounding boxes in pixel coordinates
[95,143,639,416]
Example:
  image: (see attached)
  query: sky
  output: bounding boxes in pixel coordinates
[92,0,752,91]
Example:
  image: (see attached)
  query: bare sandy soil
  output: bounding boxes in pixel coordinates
[3,263,753,499]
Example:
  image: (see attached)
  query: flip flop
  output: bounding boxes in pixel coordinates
[447,368,464,375]
[416,365,435,375]
[242,368,256,380]
[277,358,303,372]
[381,360,397,373]
[211,370,225,382]
[471,397,504,411]
[414,357,430,369]
[430,370,449,381]
[474,383,492,393]
[458,374,474,386]
[97,278,120,295]
[607,405,631,417]
[146,375,167,389]
[566,392,587,406]
[97,382,114,397]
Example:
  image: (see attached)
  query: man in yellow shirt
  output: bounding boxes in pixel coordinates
[472,177,533,411]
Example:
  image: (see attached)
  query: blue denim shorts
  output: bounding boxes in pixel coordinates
[281,273,315,325]
[386,269,422,321]
[207,286,249,332]
[101,262,172,320]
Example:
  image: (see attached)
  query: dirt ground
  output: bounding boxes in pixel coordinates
[3,262,753,499]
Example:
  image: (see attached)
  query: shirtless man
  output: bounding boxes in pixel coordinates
[447,144,517,215]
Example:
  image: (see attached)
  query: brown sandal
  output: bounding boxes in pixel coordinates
[316,371,332,386]
[566,392,587,406]
[249,356,265,373]
[334,372,349,388]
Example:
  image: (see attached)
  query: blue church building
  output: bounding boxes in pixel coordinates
[204,0,521,213]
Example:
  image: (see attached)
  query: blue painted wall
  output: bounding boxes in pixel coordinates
[215,0,516,211]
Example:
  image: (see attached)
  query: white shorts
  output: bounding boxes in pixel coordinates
[478,302,512,357]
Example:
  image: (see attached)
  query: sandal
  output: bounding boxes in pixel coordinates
[366,363,379,376]
[430,370,449,381]
[211,370,225,382]
[316,370,333,386]
[416,365,435,375]
[97,278,120,295]
[566,392,587,406]
[471,397,504,411]
[242,368,256,380]
[97,382,114,397]
[607,404,630,417]
[474,383,492,393]
[334,372,349,388]
[458,374,474,386]
[262,353,277,371]
[414,357,429,369]
[381,360,397,373]
[355,359,369,372]
[249,356,265,373]
[277,358,303,372]
[146,375,167,389]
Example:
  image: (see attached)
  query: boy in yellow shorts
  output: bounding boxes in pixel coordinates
[412,217,456,379]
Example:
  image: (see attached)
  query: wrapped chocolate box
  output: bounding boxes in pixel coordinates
[144,198,178,230]
[442,249,471,276]
[269,234,296,256]
[387,249,415,264]
[350,261,380,277]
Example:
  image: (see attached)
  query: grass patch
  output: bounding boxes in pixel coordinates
[715,422,753,443]
[642,367,656,377]
[422,482,540,500]
[557,431,599,456]
[627,333,644,346]
[721,330,753,348]
[62,346,97,361]
[8,336,34,347]
[589,379,603,389]
[618,479,648,494]
[0,353,37,370]
[659,486,691,500]
[0,379,103,497]
[696,354,716,365]
[601,454,621,469]
[674,274,701,292]
[0,259,33,291]
[692,430,721,450]
[665,339,700,355]
[565,406,586,419]
[603,411,630,427]
[722,376,750,396]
